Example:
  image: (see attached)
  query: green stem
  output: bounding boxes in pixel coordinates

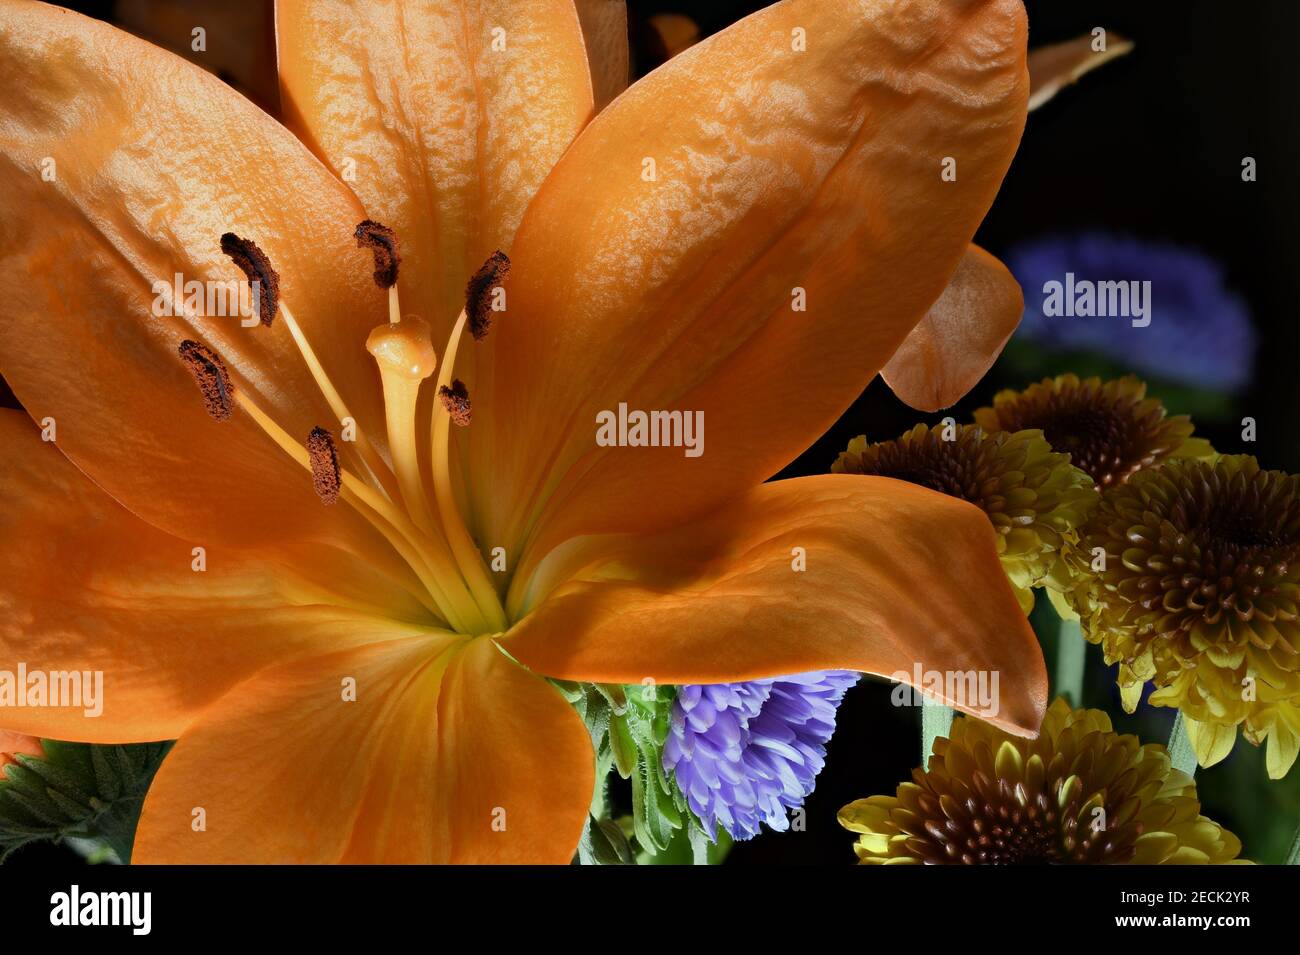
[1054,617,1086,707]
[1167,711,1199,777]
[1286,821,1300,865]
[589,750,613,820]
[688,826,710,866]
[921,699,954,764]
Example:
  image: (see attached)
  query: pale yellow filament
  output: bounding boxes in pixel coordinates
[388,285,402,326]
[277,299,399,502]
[233,389,484,633]
[430,308,508,632]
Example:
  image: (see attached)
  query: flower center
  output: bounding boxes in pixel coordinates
[908,775,1138,865]
[849,428,989,502]
[1037,407,1124,475]
[1164,461,1300,556]
[178,227,512,635]
[975,375,1203,490]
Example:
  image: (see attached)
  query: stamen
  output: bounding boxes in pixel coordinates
[438,380,472,426]
[231,388,482,633]
[220,232,280,326]
[429,297,508,632]
[263,288,400,502]
[178,340,235,421]
[465,250,510,340]
[354,220,401,288]
[306,426,342,505]
[389,287,403,326]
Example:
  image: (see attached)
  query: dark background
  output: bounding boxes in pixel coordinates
[6,0,1299,865]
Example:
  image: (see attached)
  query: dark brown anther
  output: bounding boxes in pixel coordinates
[438,379,472,426]
[354,220,401,288]
[306,426,342,505]
[465,250,510,341]
[220,232,280,326]
[178,340,235,421]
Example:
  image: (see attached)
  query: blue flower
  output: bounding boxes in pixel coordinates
[1006,232,1255,392]
[663,670,858,842]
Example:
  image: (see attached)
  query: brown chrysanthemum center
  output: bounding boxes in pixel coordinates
[837,426,989,502]
[839,701,1246,864]
[902,771,1136,865]
[974,374,1209,489]
[1074,455,1300,661]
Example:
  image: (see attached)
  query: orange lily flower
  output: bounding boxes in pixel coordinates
[0,0,1043,863]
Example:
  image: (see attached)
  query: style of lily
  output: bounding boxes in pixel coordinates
[0,0,1043,863]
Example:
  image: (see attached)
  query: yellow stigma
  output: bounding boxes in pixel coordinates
[367,318,438,379]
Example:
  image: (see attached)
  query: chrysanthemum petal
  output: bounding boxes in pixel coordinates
[881,245,1025,412]
[505,474,1046,736]
[1183,716,1237,769]
[839,699,1245,864]
[133,637,593,863]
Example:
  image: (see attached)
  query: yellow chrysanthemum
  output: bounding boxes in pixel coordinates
[833,424,1097,612]
[838,699,1247,864]
[1065,455,1300,778]
[974,374,1214,490]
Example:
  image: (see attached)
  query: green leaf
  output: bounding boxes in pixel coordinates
[0,741,171,863]
[576,815,635,865]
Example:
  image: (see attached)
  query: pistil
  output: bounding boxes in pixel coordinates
[366,319,439,535]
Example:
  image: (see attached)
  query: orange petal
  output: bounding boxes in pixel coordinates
[0,2,391,551]
[0,732,45,768]
[506,474,1047,737]
[881,245,1024,412]
[478,0,1028,562]
[114,0,281,114]
[576,0,629,110]
[276,0,596,335]
[0,409,429,744]
[1028,32,1133,111]
[133,637,593,863]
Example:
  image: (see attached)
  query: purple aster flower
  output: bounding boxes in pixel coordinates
[1006,232,1255,393]
[663,670,858,842]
